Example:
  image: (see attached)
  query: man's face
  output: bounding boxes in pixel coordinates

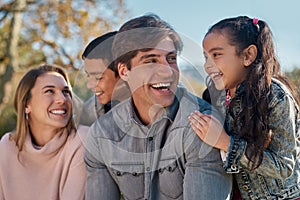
[121,37,179,115]
[84,58,119,105]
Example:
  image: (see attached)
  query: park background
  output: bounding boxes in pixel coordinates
[0,0,299,136]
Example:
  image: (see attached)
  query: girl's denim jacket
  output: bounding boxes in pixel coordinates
[215,79,300,199]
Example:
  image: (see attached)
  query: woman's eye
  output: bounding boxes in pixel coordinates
[45,89,54,94]
[63,89,71,95]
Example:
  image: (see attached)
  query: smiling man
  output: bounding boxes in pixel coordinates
[84,14,232,200]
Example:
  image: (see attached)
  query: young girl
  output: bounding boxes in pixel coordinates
[189,16,300,199]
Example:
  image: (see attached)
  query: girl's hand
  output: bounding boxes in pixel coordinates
[188,110,230,152]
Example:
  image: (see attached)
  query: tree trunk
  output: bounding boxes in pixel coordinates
[0,0,26,114]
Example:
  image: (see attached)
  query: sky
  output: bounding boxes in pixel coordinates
[123,0,300,72]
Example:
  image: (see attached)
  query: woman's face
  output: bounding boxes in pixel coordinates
[25,72,72,131]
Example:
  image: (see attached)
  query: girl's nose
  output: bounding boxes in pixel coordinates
[204,57,214,71]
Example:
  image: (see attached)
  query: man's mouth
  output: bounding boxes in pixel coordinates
[151,82,171,91]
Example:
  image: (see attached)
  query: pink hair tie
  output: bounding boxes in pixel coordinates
[253,18,259,25]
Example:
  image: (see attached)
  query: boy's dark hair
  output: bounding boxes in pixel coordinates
[82,31,118,76]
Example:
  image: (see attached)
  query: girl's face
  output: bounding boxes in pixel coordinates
[202,32,249,91]
[25,72,72,131]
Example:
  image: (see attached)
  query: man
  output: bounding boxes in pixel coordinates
[84,14,232,200]
[77,31,129,126]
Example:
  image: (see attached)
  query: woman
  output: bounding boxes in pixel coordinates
[0,64,88,200]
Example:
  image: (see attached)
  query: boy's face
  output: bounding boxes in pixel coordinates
[84,58,119,105]
[119,37,179,115]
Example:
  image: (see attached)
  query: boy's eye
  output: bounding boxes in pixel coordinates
[86,73,103,81]
[95,76,103,81]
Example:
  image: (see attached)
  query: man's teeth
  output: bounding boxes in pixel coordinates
[151,83,171,89]
[50,110,66,114]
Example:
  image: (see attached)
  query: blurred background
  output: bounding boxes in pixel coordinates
[1,0,299,137]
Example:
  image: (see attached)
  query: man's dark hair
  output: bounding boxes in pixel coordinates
[112,14,183,70]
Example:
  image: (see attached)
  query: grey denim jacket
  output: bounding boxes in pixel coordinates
[216,79,300,199]
[84,87,232,200]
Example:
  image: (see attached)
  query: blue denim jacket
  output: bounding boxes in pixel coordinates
[217,79,300,199]
[84,87,232,200]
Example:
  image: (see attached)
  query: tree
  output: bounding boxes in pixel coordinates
[0,0,128,136]
[285,67,300,99]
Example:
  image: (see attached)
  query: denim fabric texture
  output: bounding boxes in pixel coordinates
[78,95,105,126]
[218,79,300,199]
[84,87,232,200]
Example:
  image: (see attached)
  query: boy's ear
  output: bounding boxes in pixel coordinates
[118,63,129,81]
[243,44,257,67]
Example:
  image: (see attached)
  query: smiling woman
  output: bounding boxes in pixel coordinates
[0,64,88,200]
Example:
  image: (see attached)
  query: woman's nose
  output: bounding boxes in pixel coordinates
[55,92,67,104]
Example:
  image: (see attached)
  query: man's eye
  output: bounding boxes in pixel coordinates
[167,56,177,64]
[144,59,157,64]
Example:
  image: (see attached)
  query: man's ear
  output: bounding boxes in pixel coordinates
[243,44,257,67]
[118,63,129,81]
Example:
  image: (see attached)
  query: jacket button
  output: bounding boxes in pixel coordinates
[242,185,249,191]
[231,165,237,171]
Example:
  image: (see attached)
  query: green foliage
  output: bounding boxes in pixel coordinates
[285,67,300,99]
[0,104,16,136]
[0,0,128,138]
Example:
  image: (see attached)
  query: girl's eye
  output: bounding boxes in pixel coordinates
[213,52,221,58]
